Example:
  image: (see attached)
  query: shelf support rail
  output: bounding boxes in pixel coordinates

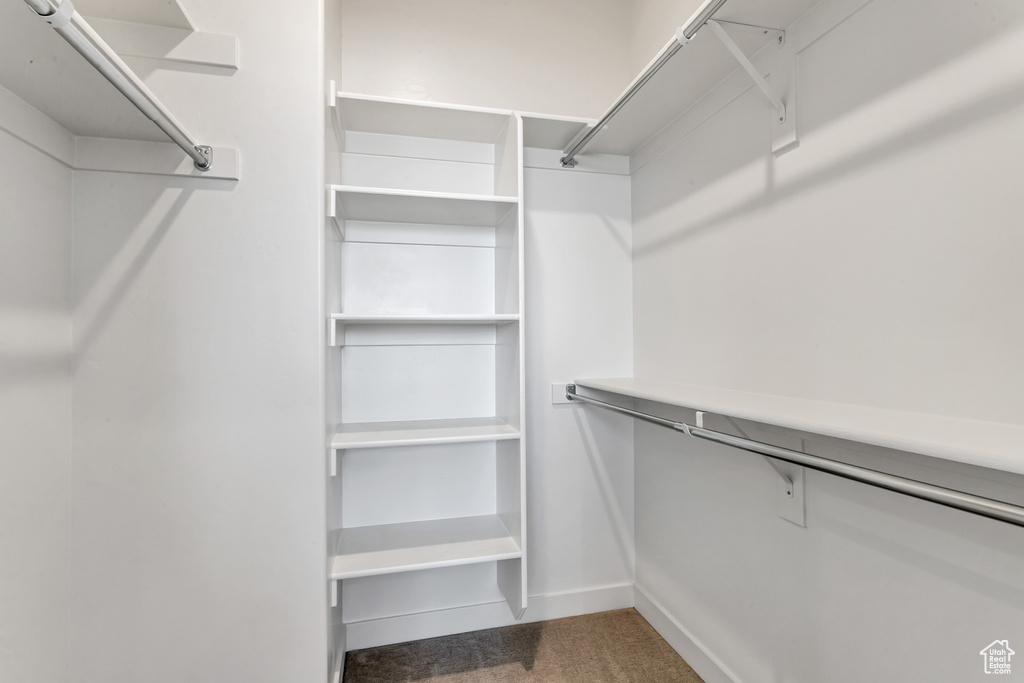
[706,20,786,123]
[559,0,730,168]
[22,0,213,171]
[564,384,1024,529]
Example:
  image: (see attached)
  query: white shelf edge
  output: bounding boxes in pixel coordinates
[331,417,520,450]
[329,514,522,580]
[573,377,1024,476]
[334,91,516,118]
[328,184,519,204]
[329,315,519,347]
[330,313,520,323]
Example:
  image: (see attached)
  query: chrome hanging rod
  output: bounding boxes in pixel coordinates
[22,0,213,171]
[559,0,730,168]
[565,384,1024,529]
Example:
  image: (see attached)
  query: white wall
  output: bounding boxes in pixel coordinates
[630,0,1024,680]
[524,160,635,600]
[66,1,327,681]
[632,0,1024,420]
[329,0,633,118]
[0,117,72,683]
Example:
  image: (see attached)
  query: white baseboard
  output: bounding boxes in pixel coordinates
[633,584,741,683]
[344,582,635,651]
[330,625,346,683]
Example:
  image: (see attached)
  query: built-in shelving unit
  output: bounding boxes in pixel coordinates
[573,377,1024,476]
[325,92,527,675]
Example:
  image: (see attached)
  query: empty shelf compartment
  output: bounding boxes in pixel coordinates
[329,186,518,227]
[330,514,521,579]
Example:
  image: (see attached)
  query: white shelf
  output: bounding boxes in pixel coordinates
[336,92,514,144]
[331,417,520,450]
[583,0,822,157]
[329,314,519,346]
[332,314,519,325]
[521,113,592,151]
[76,0,195,30]
[329,186,518,227]
[573,377,1024,476]
[0,1,162,141]
[330,514,521,580]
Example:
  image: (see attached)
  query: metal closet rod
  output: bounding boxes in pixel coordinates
[23,0,212,171]
[564,384,1024,529]
[559,0,730,168]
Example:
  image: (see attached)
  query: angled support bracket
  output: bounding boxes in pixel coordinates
[711,20,785,47]
[761,450,796,498]
[707,20,786,122]
[699,412,806,527]
[706,19,799,156]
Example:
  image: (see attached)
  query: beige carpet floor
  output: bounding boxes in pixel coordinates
[343,608,705,683]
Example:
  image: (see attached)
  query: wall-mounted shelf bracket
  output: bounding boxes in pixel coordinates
[706,20,786,122]
[706,19,798,156]
[697,410,805,527]
[326,186,346,241]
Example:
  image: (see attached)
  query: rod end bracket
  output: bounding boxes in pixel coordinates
[559,156,578,169]
[194,145,213,171]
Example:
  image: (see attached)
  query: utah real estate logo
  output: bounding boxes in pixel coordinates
[980,640,1014,675]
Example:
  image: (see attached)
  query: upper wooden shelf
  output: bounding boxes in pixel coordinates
[520,114,592,152]
[332,314,519,324]
[328,314,519,347]
[334,92,514,144]
[0,1,161,141]
[328,186,518,227]
[578,0,823,157]
[573,377,1024,476]
[329,514,521,580]
[331,416,520,451]
[76,0,195,30]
